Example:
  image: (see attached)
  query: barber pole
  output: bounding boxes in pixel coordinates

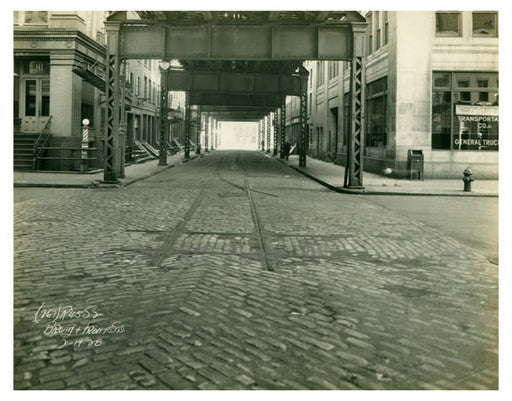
[81,119,90,173]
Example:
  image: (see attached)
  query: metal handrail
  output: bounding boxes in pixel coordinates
[33,116,52,170]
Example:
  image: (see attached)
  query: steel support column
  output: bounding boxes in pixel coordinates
[273,109,278,156]
[195,106,201,154]
[257,120,261,150]
[210,116,214,151]
[279,102,286,158]
[184,92,191,158]
[266,114,271,153]
[344,56,364,188]
[216,120,221,148]
[344,27,366,189]
[211,118,219,150]
[298,89,308,167]
[119,60,127,177]
[159,67,169,166]
[103,23,122,183]
[204,113,209,152]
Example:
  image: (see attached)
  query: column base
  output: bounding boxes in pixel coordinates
[98,181,120,188]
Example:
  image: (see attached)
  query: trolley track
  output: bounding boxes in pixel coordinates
[150,157,216,268]
[150,151,278,272]
[213,151,278,271]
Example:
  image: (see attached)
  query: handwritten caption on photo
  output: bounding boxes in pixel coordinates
[34,302,125,349]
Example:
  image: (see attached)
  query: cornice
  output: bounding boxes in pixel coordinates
[14,29,106,57]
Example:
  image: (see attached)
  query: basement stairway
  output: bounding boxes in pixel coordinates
[132,141,157,163]
[169,138,183,155]
[13,133,38,170]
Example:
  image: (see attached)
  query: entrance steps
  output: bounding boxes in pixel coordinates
[13,133,38,170]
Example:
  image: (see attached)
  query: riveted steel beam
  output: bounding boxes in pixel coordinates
[189,92,284,108]
[197,105,276,113]
[166,69,305,96]
[120,23,352,60]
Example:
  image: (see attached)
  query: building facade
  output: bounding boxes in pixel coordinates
[295,11,499,179]
[13,11,175,171]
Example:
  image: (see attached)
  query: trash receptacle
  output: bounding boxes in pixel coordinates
[407,149,424,180]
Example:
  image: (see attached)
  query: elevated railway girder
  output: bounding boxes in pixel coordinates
[103,11,367,190]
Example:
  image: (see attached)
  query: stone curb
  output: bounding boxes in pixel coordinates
[13,154,203,189]
[277,158,498,197]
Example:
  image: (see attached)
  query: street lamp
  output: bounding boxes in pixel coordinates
[159,60,170,71]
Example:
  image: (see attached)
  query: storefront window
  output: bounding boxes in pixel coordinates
[432,72,498,151]
[436,12,461,36]
[432,91,451,149]
[366,77,387,147]
[473,12,498,36]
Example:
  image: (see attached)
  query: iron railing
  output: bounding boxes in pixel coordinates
[32,116,52,170]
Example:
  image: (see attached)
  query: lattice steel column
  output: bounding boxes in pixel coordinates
[345,25,366,189]
[204,113,209,152]
[215,120,219,149]
[118,60,127,177]
[159,67,169,166]
[298,89,308,168]
[273,110,278,156]
[266,114,271,153]
[103,22,122,183]
[257,120,261,150]
[195,106,201,154]
[279,102,286,158]
[345,56,364,188]
[184,92,191,158]
[211,117,215,151]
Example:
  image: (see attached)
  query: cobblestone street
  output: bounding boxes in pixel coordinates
[13,150,498,390]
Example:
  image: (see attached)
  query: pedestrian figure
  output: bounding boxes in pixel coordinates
[283,141,291,160]
[261,140,265,151]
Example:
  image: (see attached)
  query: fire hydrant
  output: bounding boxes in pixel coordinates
[463,167,474,192]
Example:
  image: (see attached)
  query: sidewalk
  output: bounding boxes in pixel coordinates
[279,154,498,197]
[13,152,200,189]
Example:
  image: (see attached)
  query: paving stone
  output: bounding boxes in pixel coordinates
[13,151,499,390]
[88,373,131,389]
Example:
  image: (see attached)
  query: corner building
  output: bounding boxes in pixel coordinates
[302,11,498,179]
[13,11,168,171]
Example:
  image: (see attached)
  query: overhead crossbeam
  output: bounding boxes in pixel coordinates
[197,105,276,113]
[190,92,284,108]
[167,69,306,96]
[119,22,353,60]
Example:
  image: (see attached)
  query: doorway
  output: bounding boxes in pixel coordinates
[21,78,50,133]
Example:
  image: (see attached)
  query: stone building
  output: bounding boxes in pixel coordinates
[293,11,498,179]
[13,11,176,171]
